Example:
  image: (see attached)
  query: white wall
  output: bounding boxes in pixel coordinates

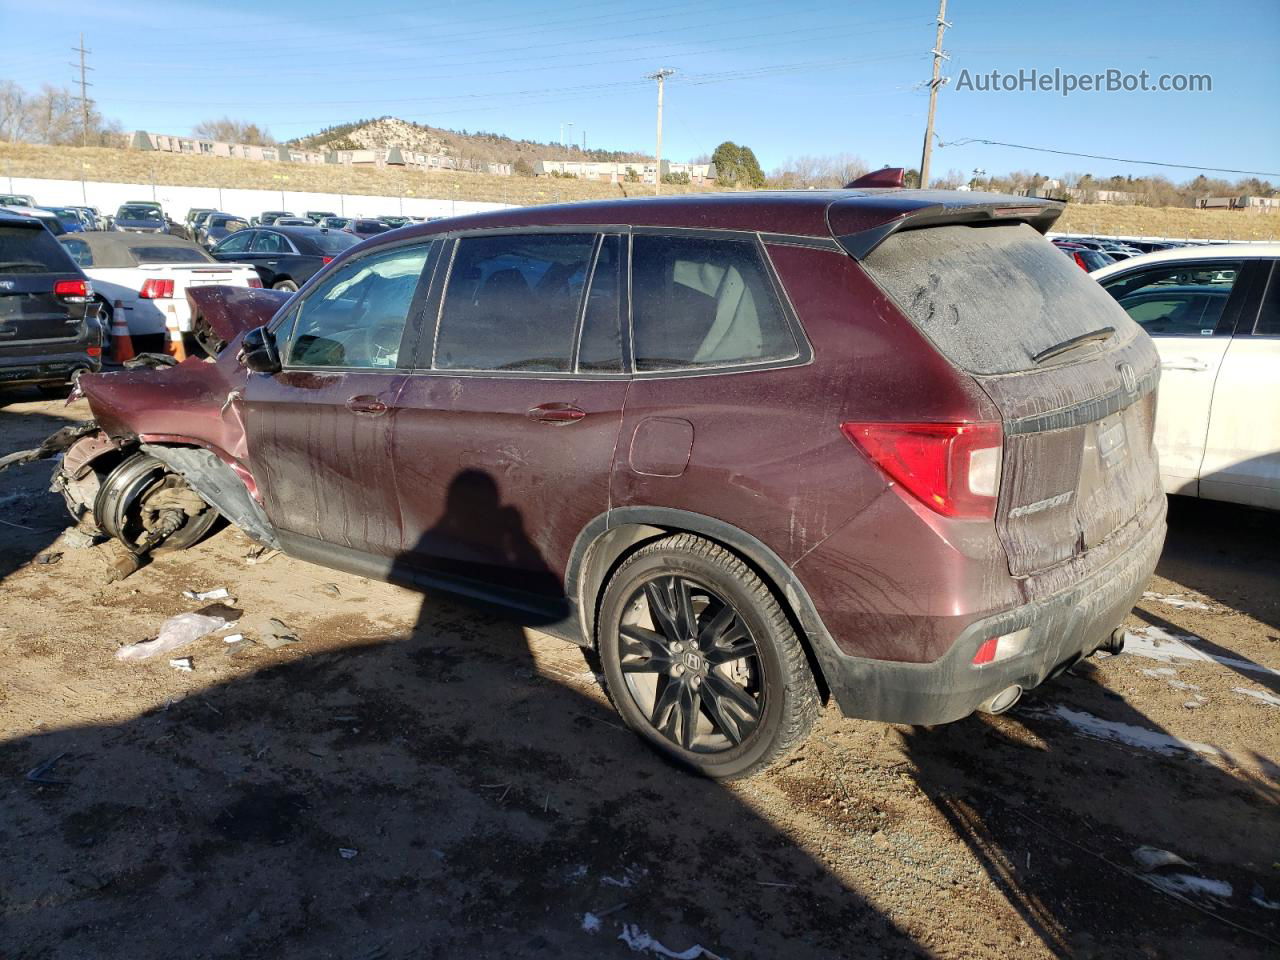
[4,175,516,220]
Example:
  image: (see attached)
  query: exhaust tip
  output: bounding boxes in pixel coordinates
[977,685,1023,715]
[1100,627,1127,656]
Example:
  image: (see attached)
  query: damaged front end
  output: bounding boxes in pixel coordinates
[6,284,285,577]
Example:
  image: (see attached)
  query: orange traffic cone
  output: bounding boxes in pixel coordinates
[109,300,134,364]
[164,304,187,362]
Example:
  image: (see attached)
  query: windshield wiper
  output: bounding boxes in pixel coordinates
[1033,326,1115,365]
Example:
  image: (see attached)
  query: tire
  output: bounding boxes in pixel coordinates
[272,279,298,293]
[597,533,820,779]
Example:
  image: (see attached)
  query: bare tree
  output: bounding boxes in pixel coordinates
[192,117,275,145]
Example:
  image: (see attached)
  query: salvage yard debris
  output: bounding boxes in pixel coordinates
[260,618,299,649]
[183,587,231,601]
[116,611,233,662]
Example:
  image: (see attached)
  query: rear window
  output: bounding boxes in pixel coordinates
[0,224,78,274]
[129,245,214,264]
[862,223,1134,375]
[118,205,162,221]
[312,232,361,254]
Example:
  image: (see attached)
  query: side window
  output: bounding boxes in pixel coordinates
[434,233,595,372]
[1254,263,1279,335]
[218,230,253,253]
[577,234,625,372]
[62,238,93,267]
[1101,261,1242,337]
[631,234,796,371]
[252,231,287,254]
[286,242,432,369]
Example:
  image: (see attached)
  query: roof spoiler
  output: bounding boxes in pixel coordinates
[844,167,905,189]
[828,194,1064,260]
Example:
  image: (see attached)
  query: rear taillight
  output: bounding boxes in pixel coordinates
[972,628,1030,665]
[1072,252,1089,271]
[139,278,175,298]
[54,279,92,302]
[840,421,1003,520]
[247,277,263,288]
[321,256,334,265]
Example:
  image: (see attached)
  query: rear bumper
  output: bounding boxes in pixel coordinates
[818,496,1167,725]
[0,341,102,385]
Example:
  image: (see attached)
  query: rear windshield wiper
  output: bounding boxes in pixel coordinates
[1032,326,1115,365]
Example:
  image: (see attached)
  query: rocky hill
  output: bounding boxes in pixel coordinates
[290,116,648,173]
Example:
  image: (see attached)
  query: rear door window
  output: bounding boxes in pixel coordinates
[433,232,596,372]
[61,237,93,267]
[252,232,289,254]
[0,224,78,274]
[1254,262,1280,335]
[577,234,626,372]
[1100,260,1243,337]
[863,223,1135,374]
[630,234,796,372]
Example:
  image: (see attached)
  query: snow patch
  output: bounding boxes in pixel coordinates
[1124,627,1280,677]
[1036,705,1225,760]
[1142,591,1211,610]
[1233,687,1280,708]
[1147,873,1232,900]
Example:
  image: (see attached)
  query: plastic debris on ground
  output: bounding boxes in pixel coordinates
[338,848,358,859]
[59,528,96,549]
[320,583,341,598]
[169,657,194,672]
[1131,846,1193,872]
[116,612,230,662]
[183,587,231,601]
[618,924,726,959]
[222,633,244,644]
[581,913,602,934]
[34,551,62,565]
[1251,883,1280,910]
[259,618,299,650]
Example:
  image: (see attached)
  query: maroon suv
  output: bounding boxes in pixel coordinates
[54,190,1166,778]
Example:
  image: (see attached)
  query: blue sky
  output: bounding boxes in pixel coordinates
[2,0,1277,181]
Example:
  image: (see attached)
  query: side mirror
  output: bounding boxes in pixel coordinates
[238,325,282,373]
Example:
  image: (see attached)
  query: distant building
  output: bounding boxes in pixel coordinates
[1196,195,1280,211]
[533,159,716,185]
[130,131,512,176]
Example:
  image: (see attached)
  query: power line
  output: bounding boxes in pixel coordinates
[69,32,93,148]
[937,138,1280,178]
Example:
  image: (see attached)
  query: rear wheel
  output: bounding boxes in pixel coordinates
[597,534,820,779]
[272,279,298,293]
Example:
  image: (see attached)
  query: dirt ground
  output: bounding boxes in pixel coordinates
[1,387,1277,960]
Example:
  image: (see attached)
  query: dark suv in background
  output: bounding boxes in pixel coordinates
[0,211,102,392]
[58,190,1165,778]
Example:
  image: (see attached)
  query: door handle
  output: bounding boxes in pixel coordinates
[1160,359,1210,372]
[346,395,388,416]
[527,402,585,424]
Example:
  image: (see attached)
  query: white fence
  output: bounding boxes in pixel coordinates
[3,175,517,221]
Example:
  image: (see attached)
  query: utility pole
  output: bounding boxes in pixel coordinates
[647,68,674,195]
[918,0,949,190]
[70,33,94,148]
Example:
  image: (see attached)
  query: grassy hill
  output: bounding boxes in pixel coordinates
[4,141,1277,240]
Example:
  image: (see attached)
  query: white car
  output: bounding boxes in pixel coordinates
[59,232,261,337]
[1093,244,1279,510]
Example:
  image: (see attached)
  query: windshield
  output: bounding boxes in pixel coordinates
[128,245,215,264]
[118,205,162,221]
[863,223,1137,375]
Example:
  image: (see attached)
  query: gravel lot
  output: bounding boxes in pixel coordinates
[1,386,1277,960]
